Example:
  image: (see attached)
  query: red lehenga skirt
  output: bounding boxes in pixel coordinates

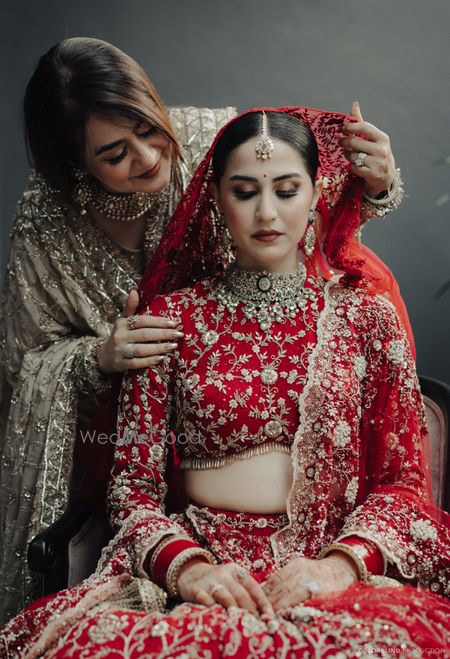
[1,506,449,658]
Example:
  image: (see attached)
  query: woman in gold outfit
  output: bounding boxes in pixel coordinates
[0,37,403,624]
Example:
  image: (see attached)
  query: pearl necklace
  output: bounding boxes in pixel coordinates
[215,264,315,331]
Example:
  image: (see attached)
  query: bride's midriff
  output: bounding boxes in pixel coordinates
[184,450,293,513]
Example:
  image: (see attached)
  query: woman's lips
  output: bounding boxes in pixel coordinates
[252,231,283,242]
[137,160,161,178]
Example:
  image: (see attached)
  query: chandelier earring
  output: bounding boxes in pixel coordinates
[304,209,316,257]
[211,200,235,261]
[72,168,93,215]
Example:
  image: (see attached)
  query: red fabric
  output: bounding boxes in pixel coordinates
[2,507,449,656]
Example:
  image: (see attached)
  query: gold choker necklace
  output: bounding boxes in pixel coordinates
[73,170,168,221]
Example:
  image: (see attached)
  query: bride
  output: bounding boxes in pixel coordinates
[2,107,448,657]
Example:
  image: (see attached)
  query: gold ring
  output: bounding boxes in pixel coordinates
[209,583,225,596]
[127,315,137,330]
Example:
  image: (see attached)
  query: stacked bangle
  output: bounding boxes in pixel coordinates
[319,535,385,582]
[362,168,404,216]
[150,537,200,588]
[165,547,217,599]
[148,535,216,597]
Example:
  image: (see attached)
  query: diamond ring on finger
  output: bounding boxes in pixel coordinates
[127,315,137,330]
[304,580,320,597]
[122,343,135,360]
[235,568,248,580]
[354,151,368,167]
[209,583,225,597]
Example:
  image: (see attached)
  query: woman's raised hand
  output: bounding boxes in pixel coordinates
[97,288,184,373]
[340,100,396,198]
[177,559,274,616]
[263,554,358,612]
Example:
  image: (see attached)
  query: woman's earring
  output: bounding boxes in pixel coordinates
[72,168,92,215]
[304,209,316,256]
[211,201,235,260]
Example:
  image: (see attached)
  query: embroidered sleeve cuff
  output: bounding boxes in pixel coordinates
[74,337,116,396]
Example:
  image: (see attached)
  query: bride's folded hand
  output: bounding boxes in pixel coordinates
[177,560,274,616]
[263,554,358,612]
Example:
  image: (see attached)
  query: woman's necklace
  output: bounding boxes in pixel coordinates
[215,263,316,331]
[73,169,169,221]
[90,185,169,221]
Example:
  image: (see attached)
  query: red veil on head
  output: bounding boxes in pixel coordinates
[138,106,415,356]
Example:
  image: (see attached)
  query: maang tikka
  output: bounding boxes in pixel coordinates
[255,112,274,160]
[304,209,316,256]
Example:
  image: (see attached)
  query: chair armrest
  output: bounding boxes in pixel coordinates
[28,500,90,595]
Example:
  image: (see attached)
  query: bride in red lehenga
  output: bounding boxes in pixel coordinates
[1,107,449,658]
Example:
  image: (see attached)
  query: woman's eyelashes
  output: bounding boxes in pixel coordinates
[107,150,127,165]
[232,186,299,200]
[105,127,157,165]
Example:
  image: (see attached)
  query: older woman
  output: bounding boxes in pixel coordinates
[1,107,448,657]
[0,38,403,624]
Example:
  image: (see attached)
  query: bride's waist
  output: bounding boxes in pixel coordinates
[183,447,293,513]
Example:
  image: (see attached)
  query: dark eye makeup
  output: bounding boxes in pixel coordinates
[105,127,157,165]
[232,187,299,200]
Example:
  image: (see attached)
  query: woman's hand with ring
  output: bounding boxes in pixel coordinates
[340,100,396,198]
[264,554,358,612]
[176,560,274,616]
[97,288,184,373]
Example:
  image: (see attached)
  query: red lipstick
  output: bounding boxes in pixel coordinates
[137,160,161,178]
[252,230,283,242]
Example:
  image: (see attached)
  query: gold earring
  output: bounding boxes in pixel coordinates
[72,168,92,215]
[304,209,316,256]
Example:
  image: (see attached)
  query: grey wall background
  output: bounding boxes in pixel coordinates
[1,0,449,380]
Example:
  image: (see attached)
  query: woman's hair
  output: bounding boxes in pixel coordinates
[212,111,319,183]
[23,37,180,200]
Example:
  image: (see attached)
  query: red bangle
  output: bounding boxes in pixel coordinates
[150,538,202,588]
[336,535,385,576]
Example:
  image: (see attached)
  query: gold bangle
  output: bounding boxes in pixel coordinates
[362,168,404,208]
[166,548,217,599]
[149,535,183,577]
[318,543,369,582]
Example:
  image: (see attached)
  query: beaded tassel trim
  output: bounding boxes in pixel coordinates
[180,441,291,470]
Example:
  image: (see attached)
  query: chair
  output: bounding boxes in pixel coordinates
[28,376,450,598]
[419,375,450,511]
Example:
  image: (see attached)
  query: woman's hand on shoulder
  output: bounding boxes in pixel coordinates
[340,100,396,198]
[97,289,184,373]
[177,559,274,616]
[263,554,358,612]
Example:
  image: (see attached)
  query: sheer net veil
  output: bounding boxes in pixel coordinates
[138,106,415,357]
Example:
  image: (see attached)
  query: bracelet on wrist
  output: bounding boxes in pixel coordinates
[319,543,370,582]
[150,537,201,588]
[362,168,404,216]
[337,535,386,575]
[166,547,217,599]
[319,535,385,582]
